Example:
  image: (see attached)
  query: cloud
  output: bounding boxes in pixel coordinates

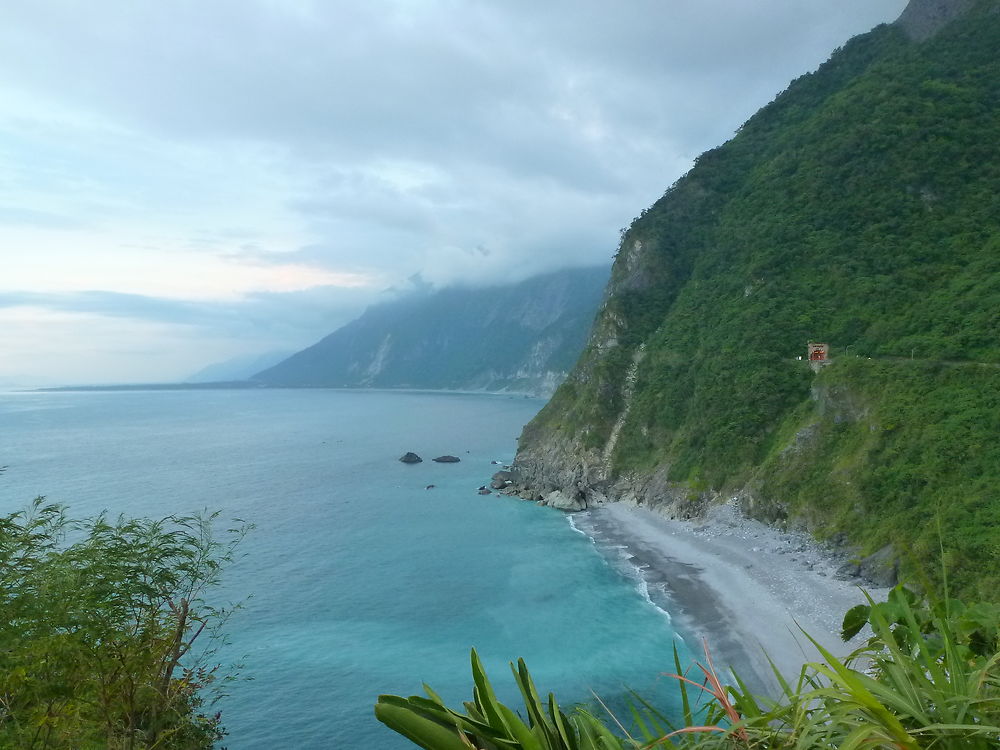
[0,286,382,344]
[0,2,907,163]
[0,291,208,324]
[0,0,908,382]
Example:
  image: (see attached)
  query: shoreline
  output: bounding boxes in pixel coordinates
[571,501,888,695]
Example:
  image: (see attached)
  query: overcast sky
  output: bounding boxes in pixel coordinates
[0,0,907,385]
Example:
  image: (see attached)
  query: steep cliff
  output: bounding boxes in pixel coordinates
[253,266,608,396]
[512,0,1000,597]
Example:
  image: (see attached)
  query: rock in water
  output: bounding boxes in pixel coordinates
[432,455,461,463]
[399,452,423,464]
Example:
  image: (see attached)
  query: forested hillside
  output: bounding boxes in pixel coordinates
[254,266,608,396]
[513,0,1000,597]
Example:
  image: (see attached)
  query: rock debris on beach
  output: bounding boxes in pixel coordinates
[583,500,892,696]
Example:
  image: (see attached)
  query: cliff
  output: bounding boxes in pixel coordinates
[510,0,1000,597]
[253,266,608,396]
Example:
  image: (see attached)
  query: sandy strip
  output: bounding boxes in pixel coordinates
[576,502,888,695]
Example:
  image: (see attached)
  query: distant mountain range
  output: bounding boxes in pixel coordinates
[186,350,294,383]
[252,266,609,396]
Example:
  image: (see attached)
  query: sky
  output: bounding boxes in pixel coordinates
[0,0,908,386]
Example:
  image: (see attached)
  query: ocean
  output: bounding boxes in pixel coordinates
[0,389,693,748]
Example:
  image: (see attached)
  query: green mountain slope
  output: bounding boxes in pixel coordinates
[512,0,1000,597]
[253,266,608,396]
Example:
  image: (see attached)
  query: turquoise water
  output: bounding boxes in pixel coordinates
[0,389,691,748]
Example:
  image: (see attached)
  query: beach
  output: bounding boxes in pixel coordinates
[572,501,888,695]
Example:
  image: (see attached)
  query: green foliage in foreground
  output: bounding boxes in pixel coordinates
[375,650,622,750]
[0,499,249,749]
[376,587,1000,749]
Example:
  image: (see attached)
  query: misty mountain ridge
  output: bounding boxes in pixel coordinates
[253,266,609,396]
[186,350,294,383]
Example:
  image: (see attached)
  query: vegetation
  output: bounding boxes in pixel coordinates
[376,587,1000,749]
[521,5,1000,598]
[376,650,623,750]
[757,357,1000,599]
[0,499,248,749]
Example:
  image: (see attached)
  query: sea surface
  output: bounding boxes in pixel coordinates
[0,389,693,748]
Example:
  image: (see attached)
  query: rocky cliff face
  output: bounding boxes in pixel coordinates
[252,266,608,396]
[509,0,1000,597]
[895,0,982,40]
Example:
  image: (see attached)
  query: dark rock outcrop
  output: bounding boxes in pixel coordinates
[859,544,899,587]
[490,469,520,490]
[834,561,861,580]
[432,455,461,463]
[399,452,423,464]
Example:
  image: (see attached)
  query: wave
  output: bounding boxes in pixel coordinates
[630,563,673,626]
[565,513,675,627]
[566,514,594,541]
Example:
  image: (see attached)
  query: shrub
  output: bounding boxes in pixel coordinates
[0,499,249,749]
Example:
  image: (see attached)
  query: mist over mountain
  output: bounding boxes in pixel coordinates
[253,266,609,396]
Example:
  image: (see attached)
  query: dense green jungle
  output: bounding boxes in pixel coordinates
[521,1,1000,600]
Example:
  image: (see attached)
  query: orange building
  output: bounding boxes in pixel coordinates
[808,342,829,361]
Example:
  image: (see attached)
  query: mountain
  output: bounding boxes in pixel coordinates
[252,266,609,396]
[508,0,1000,598]
[186,350,294,383]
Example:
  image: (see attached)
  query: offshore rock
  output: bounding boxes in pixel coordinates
[432,455,461,463]
[399,452,423,464]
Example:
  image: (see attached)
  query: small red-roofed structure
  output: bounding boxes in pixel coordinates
[808,342,829,362]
